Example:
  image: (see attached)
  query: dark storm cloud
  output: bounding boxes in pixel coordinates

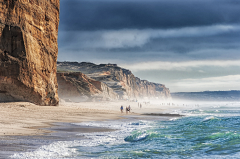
[60,0,240,31]
[58,25,240,62]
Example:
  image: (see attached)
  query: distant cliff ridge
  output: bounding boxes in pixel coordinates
[57,62,171,100]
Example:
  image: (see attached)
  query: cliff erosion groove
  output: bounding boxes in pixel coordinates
[0,0,60,105]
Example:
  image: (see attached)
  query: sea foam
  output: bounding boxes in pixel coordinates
[11,120,154,159]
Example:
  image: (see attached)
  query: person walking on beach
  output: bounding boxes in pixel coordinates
[126,106,128,114]
[128,105,131,113]
[120,105,123,113]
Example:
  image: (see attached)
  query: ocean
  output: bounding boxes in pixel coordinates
[4,102,240,158]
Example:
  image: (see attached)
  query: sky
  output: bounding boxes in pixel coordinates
[58,0,240,92]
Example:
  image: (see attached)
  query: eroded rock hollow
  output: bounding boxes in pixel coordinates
[0,0,60,105]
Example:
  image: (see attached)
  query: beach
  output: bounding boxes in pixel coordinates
[1,101,240,158]
[0,100,175,136]
[0,100,175,158]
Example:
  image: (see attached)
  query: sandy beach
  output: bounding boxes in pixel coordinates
[0,100,177,136]
[0,100,178,158]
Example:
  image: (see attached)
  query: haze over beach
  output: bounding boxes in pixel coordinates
[0,0,240,158]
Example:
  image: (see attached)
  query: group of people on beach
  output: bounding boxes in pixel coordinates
[120,105,131,113]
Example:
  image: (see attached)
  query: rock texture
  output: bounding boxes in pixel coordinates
[57,62,171,100]
[0,0,60,105]
[57,72,118,102]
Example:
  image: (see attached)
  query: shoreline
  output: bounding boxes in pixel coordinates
[0,101,181,136]
[1,101,239,158]
[1,116,172,158]
[0,102,124,136]
[0,101,176,158]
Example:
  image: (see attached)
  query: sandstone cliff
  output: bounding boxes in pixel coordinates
[57,62,171,100]
[57,72,118,102]
[0,0,60,105]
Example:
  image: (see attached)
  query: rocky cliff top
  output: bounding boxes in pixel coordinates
[57,61,131,75]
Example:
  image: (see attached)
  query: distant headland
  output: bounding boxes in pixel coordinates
[57,61,172,102]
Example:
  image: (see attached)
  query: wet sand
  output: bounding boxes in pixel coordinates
[0,115,173,158]
[0,122,117,158]
[0,102,122,136]
[0,100,179,136]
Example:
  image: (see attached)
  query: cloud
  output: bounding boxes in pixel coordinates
[170,74,240,92]
[101,24,240,48]
[60,0,240,31]
[120,60,240,71]
[59,24,240,49]
[178,75,240,85]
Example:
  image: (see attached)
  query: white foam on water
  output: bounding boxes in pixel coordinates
[170,102,240,118]
[169,117,179,121]
[202,116,215,122]
[10,140,78,159]
[10,120,154,159]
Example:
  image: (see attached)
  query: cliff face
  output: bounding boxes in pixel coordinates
[57,72,118,102]
[57,62,171,100]
[0,0,60,105]
[136,78,171,99]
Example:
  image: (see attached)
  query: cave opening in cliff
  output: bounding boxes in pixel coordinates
[0,24,26,60]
